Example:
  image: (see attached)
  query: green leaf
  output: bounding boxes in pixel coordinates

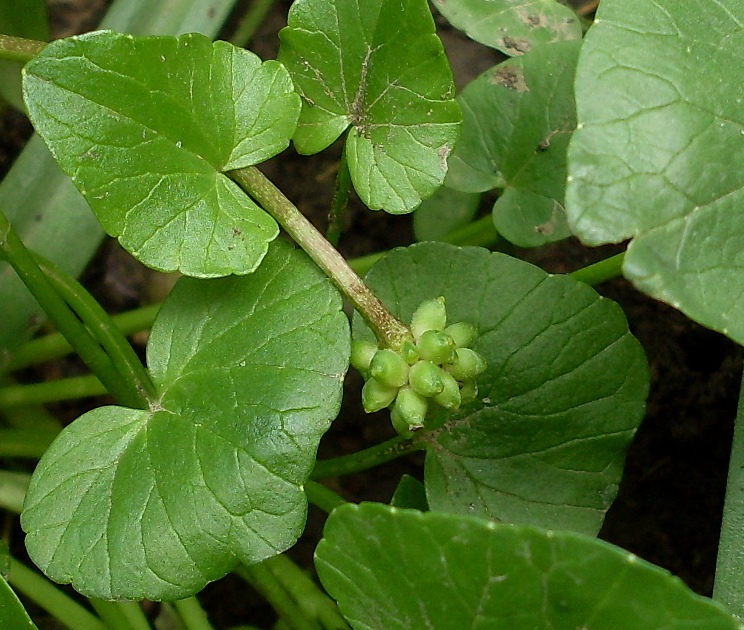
[390,475,428,510]
[315,503,740,630]
[354,242,648,534]
[21,240,350,601]
[277,0,461,214]
[413,186,479,242]
[22,30,301,278]
[447,41,580,246]
[0,542,37,630]
[566,0,744,343]
[431,0,581,56]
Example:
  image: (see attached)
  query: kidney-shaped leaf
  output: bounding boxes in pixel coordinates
[566,0,744,343]
[315,503,740,630]
[431,0,581,56]
[447,41,580,246]
[278,0,461,214]
[23,30,301,278]
[355,243,648,534]
[21,240,350,601]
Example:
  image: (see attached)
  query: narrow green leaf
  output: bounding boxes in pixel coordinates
[431,0,581,56]
[23,30,301,278]
[278,0,461,214]
[566,0,744,343]
[315,503,740,630]
[447,41,580,246]
[22,240,350,601]
[0,542,37,630]
[354,242,649,534]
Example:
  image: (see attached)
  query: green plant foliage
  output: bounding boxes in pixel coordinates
[447,41,580,246]
[21,240,350,601]
[277,0,461,214]
[431,0,581,56]
[22,30,301,278]
[354,242,649,534]
[0,542,37,630]
[566,0,744,344]
[413,185,480,242]
[315,503,740,630]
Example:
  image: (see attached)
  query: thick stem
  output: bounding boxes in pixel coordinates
[325,145,352,247]
[173,597,215,630]
[89,600,152,630]
[0,374,107,407]
[0,34,45,63]
[304,480,347,513]
[570,252,625,286]
[231,167,410,349]
[311,434,421,480]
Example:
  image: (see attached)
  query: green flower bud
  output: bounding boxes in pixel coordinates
[459,379,478,404]
[361,377,398,413]
[447,348,487,381]
[411,296,447,339]
[445,321,478,349]
[409,360,445,398]
[392,386,429,429]
[417,329,456,364]
[369,348,409,388]
[350,340,379,374]
[390,406,415,438]
[433,370,461,410]
[400,340,420,365]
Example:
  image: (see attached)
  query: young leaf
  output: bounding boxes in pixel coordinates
[277,0,461,214]
[446,41,580,246]
[315,503,740,630]
[431,0,581,56]
[566,0,744,343]
[354,243,649,535]
[21,240,350,601]
[22,31,301,278]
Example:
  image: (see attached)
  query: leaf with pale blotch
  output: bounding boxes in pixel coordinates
[23,31,301,278]
[22,241,349,601]
[353,242,648,535]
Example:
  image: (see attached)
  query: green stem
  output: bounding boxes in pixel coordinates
[264,555,350,630]
[0,470,30,513]
[0,374,107,407]
[231,167,411,349]
[325,145,352,247]
[0,428,58,458]
[236,564,321,630]
[0,210,146,409]
[311,434,421,480]
[0,34,45,63]
[173,596,215,630]
[304,480,347,514]
[7,303,160,372]
[569,252,625,285]
[713,373,744,616]
[89,600,152,630]
[8,557,106,630]
[229,0,278,47]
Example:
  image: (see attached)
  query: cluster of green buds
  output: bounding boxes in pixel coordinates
[351,297,487,435]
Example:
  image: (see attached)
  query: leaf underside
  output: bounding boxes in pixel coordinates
[22,241,350,601]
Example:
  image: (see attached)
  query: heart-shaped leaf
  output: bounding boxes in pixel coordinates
[354,243,648,534]
[21,240,350,601]
[277,0,461,214]
[446,41,580,246]
[566,0,744,343]
[22,31,301,278]
[315,503,740,630]
[431,0,581,56]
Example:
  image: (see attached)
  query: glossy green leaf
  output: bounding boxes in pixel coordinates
[413,186,479,242]
[315,503,740,630]
[431,0,581,56]
[447,41,580,246]
[354,242,648,534]
[566,0,744,343]
[0,542,37,630]
[277,0,461,214]
[390,475,428,511]
[22,30,300,278]
[21,240,350,601]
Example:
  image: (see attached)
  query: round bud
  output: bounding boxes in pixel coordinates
[350,340,379,374]
[361,377,398,413]
[459,378,478,404]
[444,321,478,349]
[400,340,420,365]
[447,348,487,381]
[369,348,409,388]
[433,371,462,410]
[390,406,415,438]
[409,360,445,398]
[411,296,447,339]
[392,386,429,429]
[417,329,456,364]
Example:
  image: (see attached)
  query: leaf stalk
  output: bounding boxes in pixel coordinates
[0,34,45,64]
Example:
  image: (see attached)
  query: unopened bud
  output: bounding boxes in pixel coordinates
[434,371,461,410]
[447,348,487,381]
[369,348,409,388]
[417,329,456,364]
[411,297,447,339]
[409,360,445,398]
[400,340,420,365]
[445,321,478,349]
[350,340,379,374]
[392,386,429,429]
[362,377,398,413]
[459,379,478,404]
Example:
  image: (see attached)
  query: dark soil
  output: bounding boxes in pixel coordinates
[1,0,740,626]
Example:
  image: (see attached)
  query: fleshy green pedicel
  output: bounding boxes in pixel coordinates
[353,296,487,435]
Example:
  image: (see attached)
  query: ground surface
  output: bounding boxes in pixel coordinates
[1,0,741,626]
